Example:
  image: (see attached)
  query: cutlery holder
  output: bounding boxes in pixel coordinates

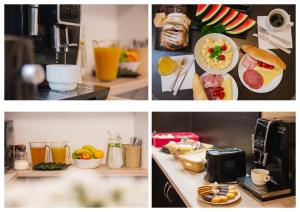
[122,144,130,167]
[125,146,142,168]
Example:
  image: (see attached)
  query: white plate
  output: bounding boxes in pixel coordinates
[200,73,239,100]
[194,33,239,75]
[238,53,283,93]
[198,190,241,205]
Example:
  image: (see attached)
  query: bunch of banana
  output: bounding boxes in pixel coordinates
[72,145,104,160]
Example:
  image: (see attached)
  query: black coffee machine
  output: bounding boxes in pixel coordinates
[5,121,15,172]
[238,118,295,201]
[5,4,80,65]
[5,5,110,100]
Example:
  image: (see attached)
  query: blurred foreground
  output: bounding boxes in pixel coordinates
[5,171,147,207]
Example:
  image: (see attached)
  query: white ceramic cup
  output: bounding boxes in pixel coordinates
[46,64,80,91]
[251,169,271,186]
[266,8,294,32]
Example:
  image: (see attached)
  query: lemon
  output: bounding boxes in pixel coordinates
[94,150,104,159]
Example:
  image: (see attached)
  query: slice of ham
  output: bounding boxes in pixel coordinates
[202,74,224,89]
[202,74,224,100]
[242,54,258,70]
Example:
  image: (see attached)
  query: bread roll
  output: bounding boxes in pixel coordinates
[192,74,208,100]
[241,45,286,70]
[154,13,167,27]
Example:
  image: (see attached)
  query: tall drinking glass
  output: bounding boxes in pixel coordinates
[93,40,121,81]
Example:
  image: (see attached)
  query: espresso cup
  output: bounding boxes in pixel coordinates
[266,9,294,32]
[251,169,270,186]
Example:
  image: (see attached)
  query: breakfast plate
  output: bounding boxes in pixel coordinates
[193,73,238,100]
[238,46,285,93]
[197,184,241,205]
[198,189,241,205]
[194,33,239,74]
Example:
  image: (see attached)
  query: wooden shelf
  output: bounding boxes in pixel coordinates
[6,165,147,182]
[81,73,148,97]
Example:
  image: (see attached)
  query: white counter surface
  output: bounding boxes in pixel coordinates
[152,147,295,208]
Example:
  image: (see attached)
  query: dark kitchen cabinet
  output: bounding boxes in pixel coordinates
[152,159,186,207]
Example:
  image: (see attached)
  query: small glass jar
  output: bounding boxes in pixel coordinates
[14,144,29,170]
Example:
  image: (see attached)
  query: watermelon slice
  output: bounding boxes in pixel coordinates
[207,6,230,26]
[221,9,239,26]
[226,18,256,34]
[202,4,222,23]
[225,13,248,31]
[196,4,210,17]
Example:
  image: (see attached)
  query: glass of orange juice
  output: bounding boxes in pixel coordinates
[156,56,177,76]
[93,40,121,81]
[50,142,70,164]
[29,142,50,166]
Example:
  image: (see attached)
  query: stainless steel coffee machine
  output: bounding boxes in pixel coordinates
[5,5,110,100]
[238,118,295,201]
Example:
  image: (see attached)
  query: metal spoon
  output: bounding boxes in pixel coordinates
[258,26,291,46]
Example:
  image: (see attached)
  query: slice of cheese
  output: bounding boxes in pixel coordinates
[222,77,233,100]
[253,66,283,85]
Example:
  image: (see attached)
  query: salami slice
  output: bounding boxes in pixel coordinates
[243,69,263,89]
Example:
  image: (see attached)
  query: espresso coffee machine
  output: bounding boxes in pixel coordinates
[5,5,110,100]
[238,118,295,201]
[5,4,80,65]
[5,121,15,172]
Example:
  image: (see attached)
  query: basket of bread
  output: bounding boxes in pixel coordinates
[197,183,240,205]
[164,138,201,159]
[177,149,207,172]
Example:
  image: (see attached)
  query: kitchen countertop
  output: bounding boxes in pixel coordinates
[152,147,295,207]
[5,165,147,184]
[152,4,295,100]
[82,72,148,98]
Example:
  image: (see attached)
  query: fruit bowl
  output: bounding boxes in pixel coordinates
[73,159,102,169]
[119,61,141,72]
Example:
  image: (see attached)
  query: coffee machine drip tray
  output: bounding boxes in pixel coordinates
[37,84,110,100]
[238,176,291,201]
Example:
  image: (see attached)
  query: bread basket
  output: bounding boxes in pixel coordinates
[178,149,207,172]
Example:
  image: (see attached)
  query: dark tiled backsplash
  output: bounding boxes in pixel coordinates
[152,112,260,173]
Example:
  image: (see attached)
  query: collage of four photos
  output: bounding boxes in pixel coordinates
[3,2,296,208]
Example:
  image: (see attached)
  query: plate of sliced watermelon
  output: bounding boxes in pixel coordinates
[194,4,256,38]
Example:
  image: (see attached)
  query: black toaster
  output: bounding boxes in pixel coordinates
[206,148,246,183]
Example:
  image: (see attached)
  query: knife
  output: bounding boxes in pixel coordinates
[173,58,195,96]
[253,33,291,54]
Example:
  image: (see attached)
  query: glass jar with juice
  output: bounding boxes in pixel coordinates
[50,142,70,164]
[93,40,121,81]
[29,142,50,166]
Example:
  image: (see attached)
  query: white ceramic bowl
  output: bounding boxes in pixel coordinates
[119,61,141,72]
[194,33,239,74]
[46,64,80,91]
[73,159,102,169]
